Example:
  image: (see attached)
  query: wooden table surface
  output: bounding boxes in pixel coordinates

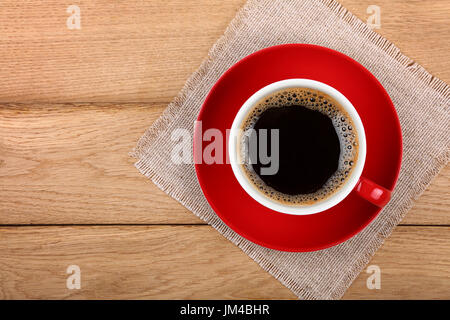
[0,0,449,299]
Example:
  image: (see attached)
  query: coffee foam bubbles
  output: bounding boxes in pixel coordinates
[239,87,359,206]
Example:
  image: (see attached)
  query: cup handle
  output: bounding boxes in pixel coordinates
[355,177,391,207]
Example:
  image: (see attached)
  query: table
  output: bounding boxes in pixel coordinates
[0,0,449,299]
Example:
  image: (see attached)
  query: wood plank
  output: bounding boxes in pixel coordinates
[0,0,449,102]
[1,104,448,225]
[344,226,450,299]
[341,0,450,80]
[0,225,448,299]
[403,169,450,225]
[0,103,200,224]
[0,0,246,102]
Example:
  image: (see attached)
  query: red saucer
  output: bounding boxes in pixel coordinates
[194,44,402,252]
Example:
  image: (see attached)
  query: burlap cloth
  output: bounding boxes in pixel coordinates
[131,0,450,299]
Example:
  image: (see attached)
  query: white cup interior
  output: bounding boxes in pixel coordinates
[229,79,366,215]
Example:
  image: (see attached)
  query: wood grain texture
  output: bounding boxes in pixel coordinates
[0,0,449,102]
[0,226,448,299]
[0,103,201,224]
[343,226,450,300]
[0,0,246,103]
[1,104,448,225]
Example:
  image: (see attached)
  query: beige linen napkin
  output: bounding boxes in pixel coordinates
[131,0,450,299]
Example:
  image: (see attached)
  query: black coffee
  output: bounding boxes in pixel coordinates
[239,87,358,205]
[252,105,340,195]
